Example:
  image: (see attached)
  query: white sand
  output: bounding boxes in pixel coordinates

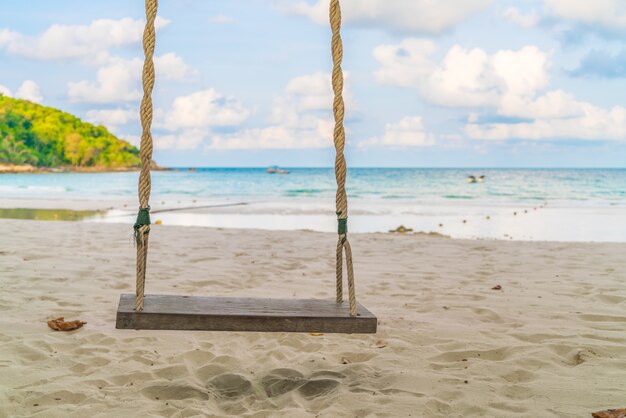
[1,219,625,417]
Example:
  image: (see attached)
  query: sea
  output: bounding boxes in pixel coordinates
[1,168,625,242]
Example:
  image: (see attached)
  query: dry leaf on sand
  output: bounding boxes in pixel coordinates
[592,409,626,418]
[491,285,502,290]
[341,357,352,364]
[47,317,86,331]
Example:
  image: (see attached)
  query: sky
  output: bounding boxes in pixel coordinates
[1,0,626,168]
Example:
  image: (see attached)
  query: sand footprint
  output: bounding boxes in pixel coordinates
[469,307,505,324]
[297,379,340,399]
[141,382,209,400]
[153,365,188,380]
[261,368,306,397]
[208,374,252,398]
[501,369,536,383]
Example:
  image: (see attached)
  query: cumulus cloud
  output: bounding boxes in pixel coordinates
[155,53,193,81]
[0,17,192,104]
[0,17,170,60]
[68,53,191,103]
[374,39,550,108]
[465,95,626,141]
[374,38,626,141]
[0,84,11,96]
[361,116,435,148]
[154,130,207,150]
[543,0,626,32]
[68,57,142,103]
[281,0,492,33]
[148,89,251,150]
[15,80,43,103]
[502,7,540,28]
[86,108,138,133]
[162,89,250,131]
[207,72,350,150]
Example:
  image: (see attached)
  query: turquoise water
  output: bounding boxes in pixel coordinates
[1,168,625,206]
[1,168,625,241]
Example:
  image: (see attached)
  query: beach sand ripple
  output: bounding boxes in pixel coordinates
[1,219,625,417]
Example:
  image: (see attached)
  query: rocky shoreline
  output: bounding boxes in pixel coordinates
[0,163,170,174]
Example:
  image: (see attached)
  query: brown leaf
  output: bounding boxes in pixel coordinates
[592,409,626,418]
[373,340,388,349]
[341,357,352,364]
[47,317,86,331]
[491,285,502,290]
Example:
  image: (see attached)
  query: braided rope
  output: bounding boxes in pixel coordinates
[330,0,357,317]
[135,0,158,311]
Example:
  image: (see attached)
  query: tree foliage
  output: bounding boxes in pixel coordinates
[0,95,140,168]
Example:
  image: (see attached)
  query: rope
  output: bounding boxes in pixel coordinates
[135,0,158,311]
[131,0,358,318]
[330,0,357,317]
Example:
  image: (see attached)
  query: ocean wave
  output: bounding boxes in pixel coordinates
[284,189,327,195]
[0,185,68,193]
[444,195,474,199]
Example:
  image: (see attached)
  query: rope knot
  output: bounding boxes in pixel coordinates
[133,206,151,245]
[337,217,348,235]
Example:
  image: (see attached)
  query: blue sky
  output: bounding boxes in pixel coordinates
[1,0,626,167]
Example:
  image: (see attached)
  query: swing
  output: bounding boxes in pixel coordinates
[116,0,377,334]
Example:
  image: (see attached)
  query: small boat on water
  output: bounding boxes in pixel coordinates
[267,166,290,174]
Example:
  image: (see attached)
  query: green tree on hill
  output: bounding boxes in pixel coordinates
[0,95,140,168]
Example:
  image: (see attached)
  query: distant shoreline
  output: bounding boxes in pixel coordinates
[0,163,171,174]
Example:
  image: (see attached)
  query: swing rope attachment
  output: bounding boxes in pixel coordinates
[135,0,158,311]
[330,0,358,317]
[133,0,359,317]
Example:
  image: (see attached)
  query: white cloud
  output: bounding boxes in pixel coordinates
[207,72,348,150]
[374,39,626,142]
[374,39,550,108]
[362,116,435,148]
[283,72,355,112]
[150,89,251,150]
[0,17,170,60]
[68,57,142,103]
[15,80,43,103]
[502,7,540,28]
[210,15,237,25]
[466,92,626,141]
[153,73,349,150]
[282,0,492,33]
[163,89,250,130]
[286,73,334,110]
[209,123,333,150]
[154,130,206,150]
[0,85,11,96]
[543,0,626,31]
[68,53,191,104]
[0,17,191,105]
[154,53,193,81]
[86,108,138,133]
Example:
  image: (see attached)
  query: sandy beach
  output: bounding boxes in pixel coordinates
[1,218,625,417]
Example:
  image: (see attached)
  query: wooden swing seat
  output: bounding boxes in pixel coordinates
[116,294,377,333]
[121,0,376,335]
